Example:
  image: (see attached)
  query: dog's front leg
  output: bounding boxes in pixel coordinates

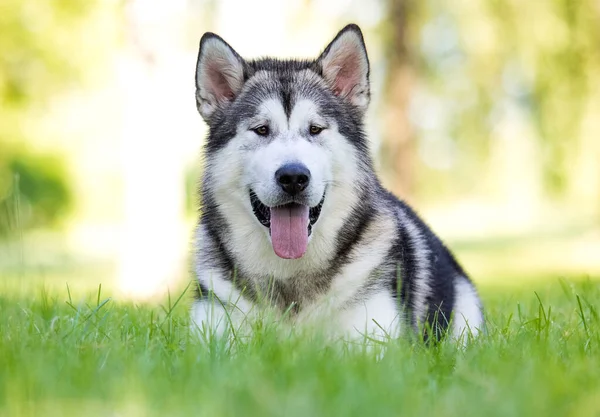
[339,291,402,345]
[190,272,254,345]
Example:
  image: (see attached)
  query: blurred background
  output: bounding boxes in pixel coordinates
[1,0,599,299]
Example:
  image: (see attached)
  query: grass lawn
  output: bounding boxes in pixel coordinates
[1,274,599,417]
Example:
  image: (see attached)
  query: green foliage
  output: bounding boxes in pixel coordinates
[184,162,203,217]
[0,148,72,236]
[0,278,599,416]
[0,0,94,111]
[482,0,600,194]
[403,0,600,198]
[0,0,94,235]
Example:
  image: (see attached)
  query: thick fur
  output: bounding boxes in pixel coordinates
[191,24,484,343]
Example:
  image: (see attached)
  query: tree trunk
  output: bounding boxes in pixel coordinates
[380,0,416,203]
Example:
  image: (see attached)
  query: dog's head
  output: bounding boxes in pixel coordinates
[196,24,373,260]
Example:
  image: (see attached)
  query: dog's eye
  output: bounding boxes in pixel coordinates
[252,125,269,136]
[309,125,324,135]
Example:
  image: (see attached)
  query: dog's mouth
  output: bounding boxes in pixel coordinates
[249,190,325,260]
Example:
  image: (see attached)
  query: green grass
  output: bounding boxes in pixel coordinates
[1,277,599,417]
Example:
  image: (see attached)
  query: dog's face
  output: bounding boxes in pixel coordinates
[196,25,371,260]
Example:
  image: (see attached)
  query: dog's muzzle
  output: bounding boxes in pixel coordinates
[249,190,325,259]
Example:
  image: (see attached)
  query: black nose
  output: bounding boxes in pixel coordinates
[275,163,311,195]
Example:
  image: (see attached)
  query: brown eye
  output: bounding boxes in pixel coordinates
[309,125,324,135]
[252,125,269,136]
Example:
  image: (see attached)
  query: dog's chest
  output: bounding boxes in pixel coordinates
[249,263,388,316]
[250,272,333,314]
[252,270,400,339]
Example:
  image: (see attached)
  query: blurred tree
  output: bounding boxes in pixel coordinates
[411,0,600,210]
[379,0,420,201]
[460,0,600,197]
[0,0,95,235]
[0,147,72,236]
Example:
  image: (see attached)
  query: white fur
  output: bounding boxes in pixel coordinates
[191,227,254,339]
[190,298,229,338]
[338,292,402,342]
[452,277,484,342]
[294,210,399,336]
[204,96,363,280]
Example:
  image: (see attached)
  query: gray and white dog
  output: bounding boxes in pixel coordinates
[191,24,483,343]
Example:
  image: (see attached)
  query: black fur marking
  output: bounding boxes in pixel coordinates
[278,74,295,118]
[388,205,418,329]
[326,186,374,276]
[422,247,457,342]
[387,195,464,340]
[200,193,235,274]
[193,281,211,300]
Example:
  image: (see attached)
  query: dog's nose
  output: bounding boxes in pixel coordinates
[275,163,311,195]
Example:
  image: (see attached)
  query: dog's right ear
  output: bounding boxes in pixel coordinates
[195,33,245,122]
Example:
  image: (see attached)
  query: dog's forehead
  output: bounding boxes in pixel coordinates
[236,67,333,119]
[249,98,322,133]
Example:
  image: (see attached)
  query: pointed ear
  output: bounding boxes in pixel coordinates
[195,33,245,122]
[317,24,370,111]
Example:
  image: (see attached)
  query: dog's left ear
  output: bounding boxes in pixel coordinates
[317,24,370,111]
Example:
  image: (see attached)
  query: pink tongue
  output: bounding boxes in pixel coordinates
[270,204,309,259]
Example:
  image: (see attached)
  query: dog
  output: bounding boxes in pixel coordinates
[190,24,483,344]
